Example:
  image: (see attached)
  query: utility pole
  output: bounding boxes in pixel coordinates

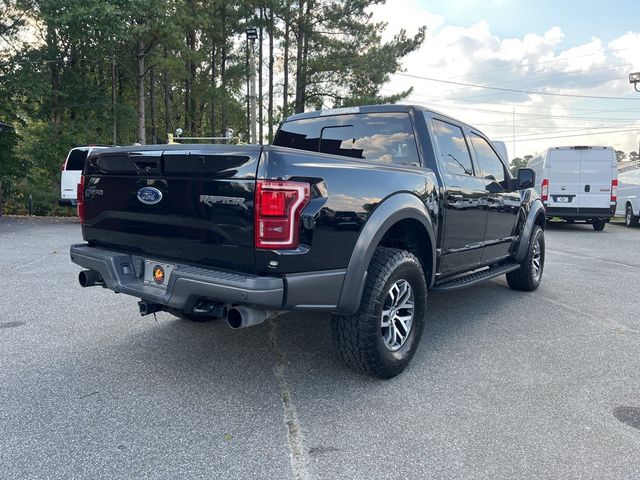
[111,55,117,145]
[512,106,516,160]
[246,27,258,144]
[629,73,640,167]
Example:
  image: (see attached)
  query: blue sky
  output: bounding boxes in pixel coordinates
[377,0,640,157]
[417,0,640,47]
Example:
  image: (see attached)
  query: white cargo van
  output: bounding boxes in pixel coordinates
[616,165,640,227]
[527,146,617,231]
[491,140,509,164]
[59,146,110,206]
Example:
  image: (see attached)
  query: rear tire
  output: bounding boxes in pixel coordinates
[331,247,427,379]
[592,219,606,231]
[507,225,544,292]
[625,204,639,228]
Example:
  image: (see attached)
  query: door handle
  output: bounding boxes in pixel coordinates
[584,185,590,192]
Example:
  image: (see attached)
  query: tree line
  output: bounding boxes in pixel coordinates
[0,0,425,215]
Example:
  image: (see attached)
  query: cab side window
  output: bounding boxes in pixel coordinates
[431,119,474,176]
[470,133,508,188]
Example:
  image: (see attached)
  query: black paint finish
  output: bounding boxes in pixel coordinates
[78,105,543,313]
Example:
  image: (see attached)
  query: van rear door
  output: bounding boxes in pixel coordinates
[546,149,581,209]
[61,148,89,202]
[577,147,615,211]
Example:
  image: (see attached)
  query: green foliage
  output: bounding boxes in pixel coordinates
[1,0,425,215]
[509,155,532,174]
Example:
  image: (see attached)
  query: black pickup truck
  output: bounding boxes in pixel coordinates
[71,104,545,378]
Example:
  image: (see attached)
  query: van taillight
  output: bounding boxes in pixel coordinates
[255,180,310,249]
[611,179,618,203]
[77,176,85,224]
[61,159,66,171]
[541,178,549,203]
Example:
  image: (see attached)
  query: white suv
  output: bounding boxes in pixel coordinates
[59,146,110,206]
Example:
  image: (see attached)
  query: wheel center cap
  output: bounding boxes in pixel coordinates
[390,308,397,319]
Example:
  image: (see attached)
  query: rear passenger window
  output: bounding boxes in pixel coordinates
[274,112,420,166]
[66,150,88,170]
[470,133,507,187]
[431,119,474,176]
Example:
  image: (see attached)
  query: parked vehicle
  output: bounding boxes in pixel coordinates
[491,140,509,164]
[616,166,640,227]
[70,105,545,378]
[527,146,617,230]
[59,146,110,206]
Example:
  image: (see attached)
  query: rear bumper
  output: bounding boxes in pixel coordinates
[58,198,77,207]
[545,206,613,219]
[69,244,345,312]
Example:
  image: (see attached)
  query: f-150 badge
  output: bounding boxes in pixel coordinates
[199,195,246,207]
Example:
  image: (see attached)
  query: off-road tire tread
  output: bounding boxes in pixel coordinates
[506,225,544,292]
[331,247,426,378]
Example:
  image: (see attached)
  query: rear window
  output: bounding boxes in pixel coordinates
[65,149,88,170]
[274,112,420,166]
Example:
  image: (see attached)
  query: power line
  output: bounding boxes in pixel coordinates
[496,127,640,143]
[435,73,630,104]
[474,123,639,134]
[496,124,640,139]
[444,46,634,81]
[384,88,640,117]
[395,72,640,101]
[401,97,640,122]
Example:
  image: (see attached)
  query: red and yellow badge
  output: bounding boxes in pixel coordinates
[152,265,165,285]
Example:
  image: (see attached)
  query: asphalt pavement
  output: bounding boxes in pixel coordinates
[1,216,639,479]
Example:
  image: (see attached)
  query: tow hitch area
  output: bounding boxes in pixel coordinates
[138,301,162,316]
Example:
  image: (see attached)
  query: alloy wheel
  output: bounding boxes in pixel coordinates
[381,279,415,352]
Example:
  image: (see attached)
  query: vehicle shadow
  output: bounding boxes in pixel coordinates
[90,278,531,393]
[545,221,596,231]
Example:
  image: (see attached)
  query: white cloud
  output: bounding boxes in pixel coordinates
[609,32,640,70]
[372,1,640,158]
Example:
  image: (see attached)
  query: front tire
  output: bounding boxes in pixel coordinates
[507,225,545,291]
[331,247,427,379]
[625,204,639,228]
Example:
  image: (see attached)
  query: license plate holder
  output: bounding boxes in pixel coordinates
[143,260,175,288]
[556,196,570,203]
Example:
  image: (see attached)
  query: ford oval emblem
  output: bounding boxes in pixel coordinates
[137,186,163,205]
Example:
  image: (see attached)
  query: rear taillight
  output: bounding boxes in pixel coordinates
[61,160,66,171]
[77,175,85,224]
[541,178,549,203]
[611,179,618,203]
[255,180,310,249]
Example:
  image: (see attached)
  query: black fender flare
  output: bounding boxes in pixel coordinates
[514,199,545,262]
[336,193,437,314]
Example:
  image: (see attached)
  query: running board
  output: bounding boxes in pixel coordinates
[432,263,520,291]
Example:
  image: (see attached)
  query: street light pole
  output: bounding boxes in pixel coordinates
[630,72,640,163]
[630,72,640,93]
[246,27,258,144]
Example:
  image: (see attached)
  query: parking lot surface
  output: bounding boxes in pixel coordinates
[1,216,639,479]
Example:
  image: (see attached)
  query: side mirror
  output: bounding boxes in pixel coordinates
[517,168,535,190]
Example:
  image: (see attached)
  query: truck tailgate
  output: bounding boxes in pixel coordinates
[82,145,261,273]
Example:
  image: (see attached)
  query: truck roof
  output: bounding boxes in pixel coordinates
[283,104,477,131]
